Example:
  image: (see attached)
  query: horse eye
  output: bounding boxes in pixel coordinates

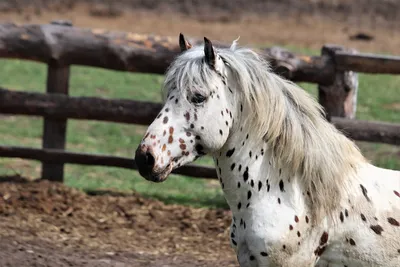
[191,93,206,104]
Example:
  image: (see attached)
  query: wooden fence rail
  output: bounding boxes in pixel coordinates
[2,24,400,78]
[0,87,161,125]
[1,87,399,145]
[0,146,218,179]
[335,52,400,74]
[0,23,332,84]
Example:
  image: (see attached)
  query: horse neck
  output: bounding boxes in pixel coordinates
[213,126,307,216]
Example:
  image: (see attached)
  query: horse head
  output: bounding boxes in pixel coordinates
[135,34,237,182]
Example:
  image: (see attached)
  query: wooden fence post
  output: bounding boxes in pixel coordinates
[41,20,72,182]
[318,45,359,120]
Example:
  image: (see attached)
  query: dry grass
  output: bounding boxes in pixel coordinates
[1,3,400,54]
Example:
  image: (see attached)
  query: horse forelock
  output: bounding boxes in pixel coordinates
[164,43,366,220]
[163,46,218,102]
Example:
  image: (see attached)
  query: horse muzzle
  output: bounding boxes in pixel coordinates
[134,146,171,182]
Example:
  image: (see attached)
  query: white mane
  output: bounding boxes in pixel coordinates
[164,43,366,219]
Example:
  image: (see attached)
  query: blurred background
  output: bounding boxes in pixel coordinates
[1,0,400,52]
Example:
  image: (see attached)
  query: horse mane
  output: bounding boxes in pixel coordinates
[165,43,366,221]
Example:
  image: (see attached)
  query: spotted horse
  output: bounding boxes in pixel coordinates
[135,34,400,267]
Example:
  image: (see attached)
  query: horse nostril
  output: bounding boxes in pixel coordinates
[135,146,156,179]
[145,151,155,168]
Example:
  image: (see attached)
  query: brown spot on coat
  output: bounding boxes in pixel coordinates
[184,112,190,121]
[180,144,187,150]
[314,246,326,256]
[320,232,329,246]
[162,144,166,151]
[370,225,384,235]
[388,217,399,226]
[169,127,174,134]
[360,184,370,202]
[168,136,173,143]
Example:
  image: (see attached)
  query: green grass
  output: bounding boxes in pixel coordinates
[0,54,399,209]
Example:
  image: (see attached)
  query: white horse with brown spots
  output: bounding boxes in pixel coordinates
[135,34,400,267]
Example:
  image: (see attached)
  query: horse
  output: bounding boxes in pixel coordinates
[135,34,400,267]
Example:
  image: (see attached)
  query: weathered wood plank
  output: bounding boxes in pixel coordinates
[38,21,73,182]
[335,52,400,74]
[0,88,399,145]
[331,117,400,146]
[0,87,162,125]
[318,45,359,119]
[0,146,218,179]
[262,46,335,85]
[41,61,70,182]
[0,23,335,84]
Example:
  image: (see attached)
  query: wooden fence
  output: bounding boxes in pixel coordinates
[0,21,399,182]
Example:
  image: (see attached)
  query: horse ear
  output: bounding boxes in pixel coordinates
[179,33,192,52]
[204,37,216,68]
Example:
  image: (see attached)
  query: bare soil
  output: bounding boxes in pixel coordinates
[0,178,237,266]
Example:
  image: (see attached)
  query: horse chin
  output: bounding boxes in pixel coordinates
[147,155,194,182]
[149,163,173,183]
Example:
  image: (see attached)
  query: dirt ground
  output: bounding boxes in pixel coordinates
[0,2,400,266]
[0,177,237,266]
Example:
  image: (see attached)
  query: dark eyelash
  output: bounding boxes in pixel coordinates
[191,93,206,104]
